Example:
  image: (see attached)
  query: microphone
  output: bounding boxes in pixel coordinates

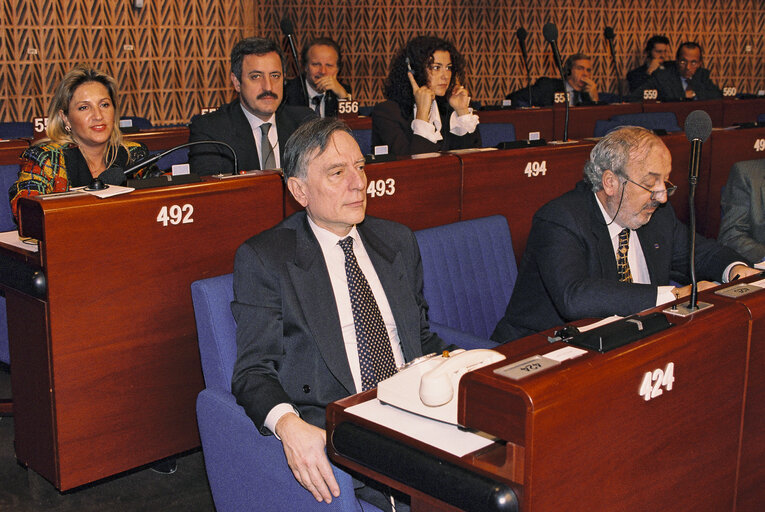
[280,17,309,106]
[683,110,713,310]
[604,27,622,98]
[516,27,533,106]
[124,140,239,177]
[543,22,569,141]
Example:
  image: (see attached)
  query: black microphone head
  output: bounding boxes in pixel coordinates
[604,26,615,40]
[684,110,713,142]
[516,27,527,41]
[542,23,558,43]
[279,18,294,36]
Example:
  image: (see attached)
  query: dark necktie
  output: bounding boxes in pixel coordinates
[311,95,323,115]
[338,237,397,390]
[617,228,633,283]
[260,123,276,169]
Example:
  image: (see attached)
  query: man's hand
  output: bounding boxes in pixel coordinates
[646,57,663,75]
[275,413,340,503]
[674,281,718,299]
[314,75,349,99]
[582,77,599,102]
[409,71,435,121]
[729,264,760,281]
[684,88,697,99]
[448,84,471,116]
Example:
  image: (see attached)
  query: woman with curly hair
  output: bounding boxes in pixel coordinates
[371,36,480,156]
[9,65,150,220]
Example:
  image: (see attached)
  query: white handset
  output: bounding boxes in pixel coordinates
[419,349,506,407]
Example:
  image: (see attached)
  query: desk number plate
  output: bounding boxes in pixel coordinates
[494,355,560,380]
[715,283,762,298]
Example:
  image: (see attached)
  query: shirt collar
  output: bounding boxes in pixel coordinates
[240,104,276,131]
[594,191,631,241]
[307,214,360,252]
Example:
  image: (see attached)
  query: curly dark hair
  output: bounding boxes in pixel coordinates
[383,36,466,117]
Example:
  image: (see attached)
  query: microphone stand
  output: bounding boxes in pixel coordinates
[124,140,239,177]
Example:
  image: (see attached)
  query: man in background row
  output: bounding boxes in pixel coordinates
[626,35,670,92]
[284,37,352,118]
[507,53,600,107]
[189,37,315,175]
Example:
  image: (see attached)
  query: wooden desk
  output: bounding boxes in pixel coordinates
[284,153,463,232]
[0,139,29,165]
[705,126,765,238]
[459,142,595,263]
[722,97,765,127]
[552,102,641,140]
[4,172,283,490]
[328,298,751,511]
[125,126,190,151]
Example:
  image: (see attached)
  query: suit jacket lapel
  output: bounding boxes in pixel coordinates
[288,215,355,394]
[232,101,260,170]
[358,223,419,362]
[275,107,294,162]
[588,193,619,279]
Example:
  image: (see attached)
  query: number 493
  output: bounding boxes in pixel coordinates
[639,362,675,401]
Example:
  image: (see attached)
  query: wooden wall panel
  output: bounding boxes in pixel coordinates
[0,0,763,127]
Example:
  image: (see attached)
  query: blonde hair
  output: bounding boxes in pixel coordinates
[45,65,127,169]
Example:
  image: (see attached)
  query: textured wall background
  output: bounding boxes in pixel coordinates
[1,0,762,126]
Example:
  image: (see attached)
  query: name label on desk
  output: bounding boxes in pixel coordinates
[754,139,765,152]
[524,160,547,177]
[157,204,194,226]
[715,283,762,298]
[494,355,560,380]
[639,362,674,401]
[367,179,395,197]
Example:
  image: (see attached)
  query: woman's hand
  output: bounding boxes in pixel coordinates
[449,83,471,116]
[409,71,435,121]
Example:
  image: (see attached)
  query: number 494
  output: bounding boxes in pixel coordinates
[639,362,675,401]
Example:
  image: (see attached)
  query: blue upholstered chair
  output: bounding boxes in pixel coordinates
[151,147,190,171]
[414,215,518,347]
[594,112,681,137]
[758,113,765,124]
[191,274,382,512]
[0,122,34,140]
[478,123,516,148]
[351,128,372,156]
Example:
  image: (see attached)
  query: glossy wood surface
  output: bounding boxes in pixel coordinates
[0,139,29,165]
[721,97,765,127]
[552,102,642,140]
[5,172,284,490]
[328,296,754,511]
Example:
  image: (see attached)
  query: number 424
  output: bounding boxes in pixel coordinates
[639,362,675,401]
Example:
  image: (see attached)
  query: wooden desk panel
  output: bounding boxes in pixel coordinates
[552,102,642,140]
[642,99,724,128]
[705,126,765,238]
[0,139,29,165]
[125,126,189,151]
[8,173,284,490]
[477,108,555,141]
[328,300,751,511]
[459,142,595,263]
[722,97,765,127]
[284,154,462,232]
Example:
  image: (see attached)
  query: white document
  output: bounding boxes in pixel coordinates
[345,398,496,458]
[0,230,39,253]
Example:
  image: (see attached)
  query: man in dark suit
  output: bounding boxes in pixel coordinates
[629,42,722,102]
[231,117,448,507]
[507,53,600,107]
[491,126,757,343]
[719,159,765,264]
[188,37,315,175]
[626,35,671,92]
[284,38,352,118]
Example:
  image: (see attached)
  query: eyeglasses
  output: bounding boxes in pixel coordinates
[623,177,677,199]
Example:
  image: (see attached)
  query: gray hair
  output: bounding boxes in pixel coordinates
[283,117,353,181]
[583,126,660,191]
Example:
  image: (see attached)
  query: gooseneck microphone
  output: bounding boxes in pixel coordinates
[543,22,569,141]
[604,27,622,98]
[280,18,309,106]
[516,27,533,106]
[684,110,713,310]
[124,140,239,177]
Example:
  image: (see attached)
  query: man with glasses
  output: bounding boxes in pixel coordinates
[491,126,756,343]
[629,41,722,102]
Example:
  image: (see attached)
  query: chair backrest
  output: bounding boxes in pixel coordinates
[0,122,33,140]
[151,147,190,171]
[191,273,236,392]
[351,128,372,155]
[612,112,680,132]
[478,122,516,148]
[0,165,20,232]
[758,113,765,124]
[414,215,518,340]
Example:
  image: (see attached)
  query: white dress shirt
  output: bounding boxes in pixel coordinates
[240,106,280,169]
[411,99,479,144]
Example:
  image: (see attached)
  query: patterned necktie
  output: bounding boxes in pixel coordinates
[338,237,397,390]
[311,95,323,115]
[260,122,276,169]
[617,228,633,283]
